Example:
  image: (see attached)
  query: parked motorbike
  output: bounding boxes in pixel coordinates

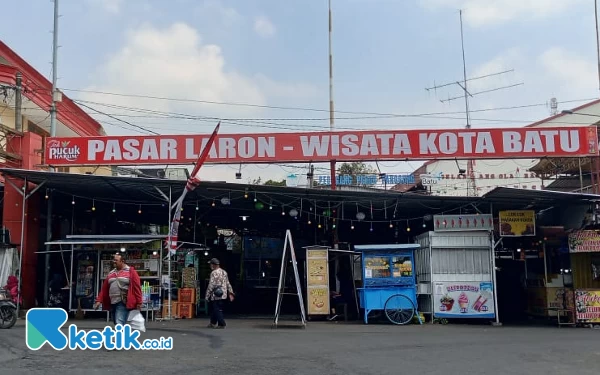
[0,287,17,329]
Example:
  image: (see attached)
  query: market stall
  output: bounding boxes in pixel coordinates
[567,230,600,326]
[414,214,497,323]
[355,244,421,325]
[43,234,166,321]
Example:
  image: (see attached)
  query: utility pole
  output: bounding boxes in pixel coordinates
[14,73,22,132]
[44,0,59,307]
[460,10,476,197]
[50,0,59,140]
[328,0,336,190]
[595,0,600,93]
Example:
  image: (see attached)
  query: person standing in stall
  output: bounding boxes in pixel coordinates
[206,258,234,329]
[94,253,143,326]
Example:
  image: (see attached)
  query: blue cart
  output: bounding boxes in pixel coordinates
[355,244,422,325]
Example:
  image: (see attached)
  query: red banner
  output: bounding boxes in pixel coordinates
[43,126,598,166]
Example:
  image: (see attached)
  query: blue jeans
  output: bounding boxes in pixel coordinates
[112,302,128,326]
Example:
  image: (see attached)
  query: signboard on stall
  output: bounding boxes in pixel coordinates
[44,126,598,166]
[433,282,495,318]
[574,290,600,323]
[306,247,330,315]
[433,214,493,232]
[568,230,600,253]
[498,210,536,237]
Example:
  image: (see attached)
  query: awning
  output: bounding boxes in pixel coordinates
[44,239,158,246]
[354,244,421,251]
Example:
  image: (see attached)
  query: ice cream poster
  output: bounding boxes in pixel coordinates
[434,282,495,318]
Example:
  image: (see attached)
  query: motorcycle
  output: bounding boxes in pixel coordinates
[0,287,17,329]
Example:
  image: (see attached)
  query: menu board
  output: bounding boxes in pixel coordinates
[434,282,495,318]
[575,289,600,323]
[392,256,413,278]
[306,248,329,315]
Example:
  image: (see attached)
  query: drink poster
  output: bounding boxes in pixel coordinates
[575,290,600,323]
[434,282,495,319]
[306,248,330,315]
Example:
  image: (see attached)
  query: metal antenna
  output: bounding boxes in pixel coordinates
[426,10,524,196]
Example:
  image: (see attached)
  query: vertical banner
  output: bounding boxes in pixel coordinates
[306,248,330,315]
[498,210,536,237]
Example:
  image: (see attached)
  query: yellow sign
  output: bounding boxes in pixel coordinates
[306,248,330,315]
[575,290,600,323]
[499,210,536,237]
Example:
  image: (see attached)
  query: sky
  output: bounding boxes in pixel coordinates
[2,0,600,183]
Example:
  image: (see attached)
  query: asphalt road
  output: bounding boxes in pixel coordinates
[1,318,598,375]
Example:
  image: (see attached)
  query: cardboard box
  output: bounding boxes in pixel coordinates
[161,302,178,318]
[178,303,195,319]
[178,288,196,304]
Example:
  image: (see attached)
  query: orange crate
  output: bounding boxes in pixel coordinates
[178,303,195,319]
[178,288,196,304]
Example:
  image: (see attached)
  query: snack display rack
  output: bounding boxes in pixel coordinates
[355,244,422,325]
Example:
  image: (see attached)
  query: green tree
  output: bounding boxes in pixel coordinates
[338,162,377,185]
[263,179,286,187]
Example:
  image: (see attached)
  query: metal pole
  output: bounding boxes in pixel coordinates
[328,0,336,191]
[16,178,27,318]
[43,196,52,306]
[543,243,548,284]
[489,203,501,326]
[167,186,172,319]
[15,73,22,132]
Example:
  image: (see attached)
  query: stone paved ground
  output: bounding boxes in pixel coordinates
[1,318,598,375]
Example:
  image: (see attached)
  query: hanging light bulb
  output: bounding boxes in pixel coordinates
[211,201,215,207]
[112,203,116,213]
[318,223,322,229]
[45,189,49,199]
[422,222,426,228]
[138,205,142,214]
[406,219,411,232]
[196,201,200,210]
[71,196,75,205]
[389,221,394,228]
[253,193,257,202]
[351,221,355,230]
[308,219,312,225]
[92,200,96,211]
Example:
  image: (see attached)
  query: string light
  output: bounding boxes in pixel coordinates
[91,199,96,211]
[211,200,215,207]
[45,189,49,199]
[71,196,75,205]
[389,221,394,229]
[138,205,142,214]
[196,201,200,210]
[112,203,116,213]
[350,221,355,230]
[406,219,411,232]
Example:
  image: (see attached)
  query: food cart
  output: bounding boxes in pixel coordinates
[355,244,421,325]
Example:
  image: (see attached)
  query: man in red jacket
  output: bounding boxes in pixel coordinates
[93,253,143,326]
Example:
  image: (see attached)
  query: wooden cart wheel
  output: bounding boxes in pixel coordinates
[384,294,415,325]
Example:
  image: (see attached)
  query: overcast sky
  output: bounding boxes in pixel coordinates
[2,0,599,182]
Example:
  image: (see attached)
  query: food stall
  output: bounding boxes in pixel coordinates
[568,230,600,326]
[414,216,497,323]
[43,234,166,321]
[355,244,421,325]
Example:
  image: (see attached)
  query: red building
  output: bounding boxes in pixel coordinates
[0,41,106,308]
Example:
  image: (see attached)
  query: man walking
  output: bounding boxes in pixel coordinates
[206,258,234,329]
[94,253,143,326]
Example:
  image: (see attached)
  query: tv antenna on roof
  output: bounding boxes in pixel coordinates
[425,10,524,197]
